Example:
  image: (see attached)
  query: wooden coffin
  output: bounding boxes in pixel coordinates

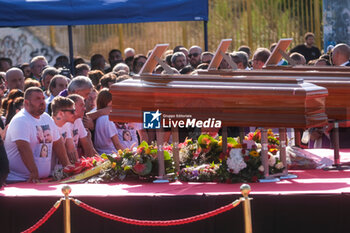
[197,69,350,121]
[264,65,350,72]
[110,75,328,128]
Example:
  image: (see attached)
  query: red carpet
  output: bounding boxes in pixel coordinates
[2,149,350,233]
[1,169,350,198]
[1,149,350,197]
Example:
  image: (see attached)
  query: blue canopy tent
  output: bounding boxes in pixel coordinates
[0,0,208,69]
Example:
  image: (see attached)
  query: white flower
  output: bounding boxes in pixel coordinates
[275,162,284,170]
[268,153,276,166]
[258,165,264,172]
[179,148,189,163]
[227,149,247,174]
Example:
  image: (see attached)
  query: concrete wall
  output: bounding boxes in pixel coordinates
[0,28,62,66]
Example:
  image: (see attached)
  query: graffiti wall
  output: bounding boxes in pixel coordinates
[0,28,61,66]
[323,0,350,50]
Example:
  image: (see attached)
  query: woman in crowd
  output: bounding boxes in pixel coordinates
[1,97,24,140]
[93,88,121,154]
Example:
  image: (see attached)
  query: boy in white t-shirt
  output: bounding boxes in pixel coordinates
[51,96,78,164]
[4,87,70,182]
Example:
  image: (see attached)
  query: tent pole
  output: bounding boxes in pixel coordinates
[203,20,208,51]
[68,25,74,74]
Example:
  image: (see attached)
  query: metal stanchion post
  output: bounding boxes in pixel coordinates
[240,184,253,233]
[62,186,72,233]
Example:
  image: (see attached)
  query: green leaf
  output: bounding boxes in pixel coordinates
[139,141,149,149]
[164,151,171,160]
[101,153,108,160]
[227,137,238,146]
[150,149,157,155]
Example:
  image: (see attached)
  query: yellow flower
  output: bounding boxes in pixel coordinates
[118,149,123,155]
[111,162,117,168]
[233,144,242,148]
[218,141,222,146]
[249,150,259,157]
[145,148,151,154]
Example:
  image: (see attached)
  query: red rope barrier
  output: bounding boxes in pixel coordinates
[21,199,62,233]
[74,199,241,226]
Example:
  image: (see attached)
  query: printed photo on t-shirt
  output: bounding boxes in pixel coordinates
[36,126,44,143]
[72,129,79,146]
[42,125,52,143]
[123,130,132,141]
[40,144,49,158]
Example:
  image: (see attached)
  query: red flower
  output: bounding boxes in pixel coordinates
[241,149,246,154]
[137,147,144,154]
[193,149,201,159]
[251,176,258,182]
[244,156,250,162]
[202,137,210,145]
[247,132,254,140]
[163,145,173,152]
[133,162,146,173]
[242,143,247,149]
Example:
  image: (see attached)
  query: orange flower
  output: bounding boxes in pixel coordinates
[249,150,259,157]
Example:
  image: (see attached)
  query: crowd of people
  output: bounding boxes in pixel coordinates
[0,32,349,187]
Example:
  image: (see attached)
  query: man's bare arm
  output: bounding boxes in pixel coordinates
[111,134,125,150]
[15,140,39,183]
[53,138,71,167]
[80,136,98,157]
[86,107,111,121]
[65,138,79,163]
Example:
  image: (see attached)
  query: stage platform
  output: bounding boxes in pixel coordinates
[1,149,350,233]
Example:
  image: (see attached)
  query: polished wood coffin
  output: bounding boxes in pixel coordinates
[110,75,328,128]
[197,69,350,121]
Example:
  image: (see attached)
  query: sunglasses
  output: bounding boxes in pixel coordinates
[189,53,200,58]
[61,109,75,114]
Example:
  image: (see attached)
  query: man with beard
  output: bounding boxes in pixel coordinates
[4,87,70,183]
[188,45,202,69]
[171,52,187,71]
[289,32,321,63]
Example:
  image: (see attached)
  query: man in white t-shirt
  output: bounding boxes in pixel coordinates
[4,87,70,182]
[51,96,78,163]
[68,94,97,157]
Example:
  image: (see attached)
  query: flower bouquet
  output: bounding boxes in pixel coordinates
[57,156,111,183]
[178,131,284,183]
[96,141,175,182]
